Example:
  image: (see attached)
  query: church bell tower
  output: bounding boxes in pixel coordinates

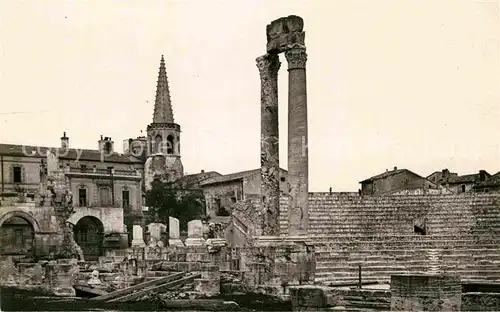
[144,55,184,189]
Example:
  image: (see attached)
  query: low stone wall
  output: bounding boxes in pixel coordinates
[390,274,462,311]
[239,237,316,298]
[462,292,500,311]
[289,285,390,311]
[0,256,79,296]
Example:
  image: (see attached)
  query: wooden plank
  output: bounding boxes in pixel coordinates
[74,285,108,296]
[90,271,186,301]
[109,273,201,303]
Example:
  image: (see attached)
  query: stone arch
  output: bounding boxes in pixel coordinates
[0,211,38,256]
[154,134,162,154]
[166,135,174,154]
[73,216,105,261]
[0,211,40,232]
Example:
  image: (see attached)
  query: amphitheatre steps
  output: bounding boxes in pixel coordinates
[275,194,500,284]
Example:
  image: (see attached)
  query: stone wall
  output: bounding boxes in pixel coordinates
[462,293,500,311]
[242,169,289,197]
[105,243,230,296]
[203,181,243,218]
[0,202,127,258]
[67,206,124,234]
[0,256,79,296]
[0,204,61,257]
[368,170,438,195]
[390,274,462,311]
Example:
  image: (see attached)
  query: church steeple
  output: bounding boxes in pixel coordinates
[145,55,184,189]
[152,55,174,124]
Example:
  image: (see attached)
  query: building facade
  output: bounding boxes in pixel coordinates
[0,56,184,260]
[359,167,442,196]
[200,168,289,218]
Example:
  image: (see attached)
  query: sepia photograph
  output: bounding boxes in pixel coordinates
[0,1,499,311]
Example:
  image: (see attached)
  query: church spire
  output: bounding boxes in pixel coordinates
[152,55,175,123]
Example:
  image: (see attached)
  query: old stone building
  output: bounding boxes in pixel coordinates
[359,167,443,195]
[200,168,289,218]
[0,56,186,260]
[427,169,494,194]
[426,168,459,185]
[445,170,491,194]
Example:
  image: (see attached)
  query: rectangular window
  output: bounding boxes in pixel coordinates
[13,166,22,183]
[122,190,130,208]
[99,188,110,207]
[79,189,87,207]
[80,164,87,172]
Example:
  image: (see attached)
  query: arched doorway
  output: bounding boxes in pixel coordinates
[0,216,35,256]
[73,216,104,261]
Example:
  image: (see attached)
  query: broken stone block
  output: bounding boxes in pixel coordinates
[266,15,305,53]
[169,216,184,247]
[194,278,220,296]
[147,222,167,246]
[131,224,146,247]
[185,220,205,246]
[87,269,102,287]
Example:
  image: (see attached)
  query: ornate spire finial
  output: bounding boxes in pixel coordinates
[152,55,174,123]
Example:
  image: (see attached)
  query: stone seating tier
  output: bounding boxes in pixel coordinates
[268,193,500,284]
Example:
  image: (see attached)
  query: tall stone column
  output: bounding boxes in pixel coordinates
[257,53,281,236]
[285,43,309,236]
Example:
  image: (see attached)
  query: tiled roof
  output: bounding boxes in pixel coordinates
[474,171,500,188]
[200,169,260,186]
[447,171,491,184]
[174,171,222,188]
[200,167,287,186]
[0,143,143,164]
[359,169,408,183]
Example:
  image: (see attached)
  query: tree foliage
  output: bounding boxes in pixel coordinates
[145,179,205,231]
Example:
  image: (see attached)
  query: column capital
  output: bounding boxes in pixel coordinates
[285,43,307,70]
[256,53,281,78]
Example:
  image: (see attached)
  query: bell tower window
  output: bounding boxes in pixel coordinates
[167,135,174,154]
[154,135,162,154]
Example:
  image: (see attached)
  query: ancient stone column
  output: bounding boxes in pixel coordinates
[257,53,281,236]
[285,43,309,236]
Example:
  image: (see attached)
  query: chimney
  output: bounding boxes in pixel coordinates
[98,135,114,154]
[479,170,487,182]
[394,166,398,171]
[60,132,69,150]
[201,169,205,173]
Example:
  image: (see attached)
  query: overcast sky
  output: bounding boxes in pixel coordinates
[0,0,499,191]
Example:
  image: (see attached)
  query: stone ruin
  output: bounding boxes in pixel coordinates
[258,15,309,237]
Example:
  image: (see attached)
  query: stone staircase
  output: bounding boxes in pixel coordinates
[276,193,500,236]
[312,237,500,284]
[427,249,440,274]
[272,193,500,284]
